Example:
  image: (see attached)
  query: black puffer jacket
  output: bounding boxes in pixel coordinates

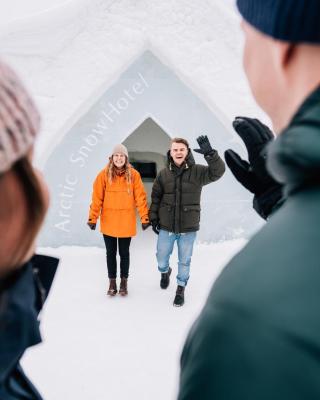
[149,149,225,233]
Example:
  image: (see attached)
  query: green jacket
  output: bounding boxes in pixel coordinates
[149,149,225,233]
[178,87,320,400]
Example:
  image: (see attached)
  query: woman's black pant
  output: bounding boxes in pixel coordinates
[103,235,132,279]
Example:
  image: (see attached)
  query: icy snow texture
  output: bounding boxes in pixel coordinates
[0,0,267,164]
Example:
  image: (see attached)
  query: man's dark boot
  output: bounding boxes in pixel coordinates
[107,278,117,296]
[160,267,172,289]
[119,278,128,296]
[173,285,185,307]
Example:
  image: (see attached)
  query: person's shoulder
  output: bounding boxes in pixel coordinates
[95,167,107,179]
[190,163,207,174]
[129,166,142,179]
[129,165,138,174]
[157,167,171,182]
[130,166,146,184]
[190,160,206,168]
[158,166,169,174]
[192,163,205,168]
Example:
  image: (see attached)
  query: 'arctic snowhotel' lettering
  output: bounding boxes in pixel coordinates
[69,71,150,169]
[54,174,78,233]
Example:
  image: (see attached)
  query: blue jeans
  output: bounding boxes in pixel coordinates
[156,229,197,287]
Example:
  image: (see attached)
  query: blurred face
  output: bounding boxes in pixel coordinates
[22,167,50,263]
[0,171,24,274]
[113,153,126,168]
[0,155,50,275]
[241,21,281,124]
[170,142,188,166]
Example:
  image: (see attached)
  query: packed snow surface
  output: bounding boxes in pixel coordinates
[22,236,246,400]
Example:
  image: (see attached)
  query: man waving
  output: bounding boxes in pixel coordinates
[149,136,225,306]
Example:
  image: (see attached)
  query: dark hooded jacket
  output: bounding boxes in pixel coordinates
[149,149,225,233]
[178,87,320,399]
[0,255,59,400]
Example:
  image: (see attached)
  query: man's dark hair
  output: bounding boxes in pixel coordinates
[171,138,189,148]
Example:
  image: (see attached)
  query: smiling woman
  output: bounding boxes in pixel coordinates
[87,143,150,297]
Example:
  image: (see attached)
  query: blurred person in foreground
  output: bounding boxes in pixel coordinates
[0,61,59,399]
[178,0,320,399]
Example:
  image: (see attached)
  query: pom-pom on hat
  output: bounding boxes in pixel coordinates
[0,61,40,174]
[237,0,320,44]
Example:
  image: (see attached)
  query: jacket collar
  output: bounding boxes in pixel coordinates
[267,86,320,194]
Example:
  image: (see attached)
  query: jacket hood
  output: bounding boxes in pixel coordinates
[267,86,320,193]
[166,148,195,170]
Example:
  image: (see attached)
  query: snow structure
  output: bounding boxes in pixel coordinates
[0,0,265,247]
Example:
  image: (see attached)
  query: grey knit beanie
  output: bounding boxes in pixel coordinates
[111,143,128,158]
[237,0,320,43]
[0,61,40,174]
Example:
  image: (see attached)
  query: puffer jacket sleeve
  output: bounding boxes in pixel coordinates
[132,170,149,223]
[149,173,163,223]
[198,150,226,186]
[88,169,106,223]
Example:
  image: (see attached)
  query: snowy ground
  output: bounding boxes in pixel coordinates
[22,233,246,400]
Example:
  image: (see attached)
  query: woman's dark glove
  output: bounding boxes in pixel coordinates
[87,222,96,230]
[224,117,284,219]
[142,222,151,231]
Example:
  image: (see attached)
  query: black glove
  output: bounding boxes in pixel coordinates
[193,135,214,156]
[224,117,283,219]
[151,221,160,235]
[87,222,96,230]
[142,222,151,231]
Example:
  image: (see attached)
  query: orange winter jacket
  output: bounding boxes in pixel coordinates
[88,166,149,237]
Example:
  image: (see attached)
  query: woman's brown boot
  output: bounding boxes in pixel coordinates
[107,278,117,296]
[119,278,128,296]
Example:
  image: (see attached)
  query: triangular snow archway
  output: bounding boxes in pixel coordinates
[123,117,171,203]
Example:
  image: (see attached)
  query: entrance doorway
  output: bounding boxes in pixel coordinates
[123,117,171,204]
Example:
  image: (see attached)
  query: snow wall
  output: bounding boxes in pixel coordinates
[39,50,262,247]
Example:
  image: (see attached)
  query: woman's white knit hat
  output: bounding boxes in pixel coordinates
[0,60,40,173]
[112,143,128,158]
